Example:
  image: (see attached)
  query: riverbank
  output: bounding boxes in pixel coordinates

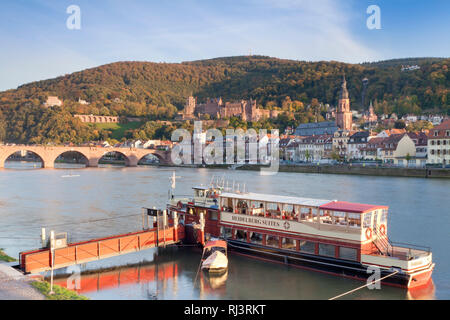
[237,164,450,178]
[31,281,89,300]
[0,249,16,262]
[158,163,450,179]
[0,263,45,300]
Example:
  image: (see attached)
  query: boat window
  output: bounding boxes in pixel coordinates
[299,207,313,221]
[319,243,336,257]
[265,203,282,219]
[266,235,279,248]
[283,204,295,220]
[339,247,357,261]
[348,213,361,228]
[249,232,263,245]
[381,209,388,224]
[281,238,296,250]
[208,210,218,221]
[332,211,347,226]
[363,212,372,229]
[320,210,332,224]
[235,229,247,242]
[188,207,195,216]
[300,240,316,254]
[237,200,249,215]
[222,227,233,239]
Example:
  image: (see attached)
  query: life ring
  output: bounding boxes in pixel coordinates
[379,224,386,235]
[365,228,373,240]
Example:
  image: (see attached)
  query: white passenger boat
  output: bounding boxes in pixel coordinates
[168,179,434,290]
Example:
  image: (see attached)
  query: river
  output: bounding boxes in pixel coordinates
[0,162,448,299]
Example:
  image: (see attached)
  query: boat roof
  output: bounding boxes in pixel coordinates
[220,192,332,207]
[319,201,388,214]
[193,186,209,190]
[204,240,227,249]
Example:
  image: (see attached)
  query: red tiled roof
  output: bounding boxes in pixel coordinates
[319,201,388,214]
[428,119,450,139]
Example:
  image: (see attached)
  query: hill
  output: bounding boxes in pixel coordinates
[0,56,448,144]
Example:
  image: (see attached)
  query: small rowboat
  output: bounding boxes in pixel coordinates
[201,240,228,275]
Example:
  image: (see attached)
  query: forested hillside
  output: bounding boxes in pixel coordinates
[0,56,448,144]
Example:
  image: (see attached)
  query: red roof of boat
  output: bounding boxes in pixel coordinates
[204,240,227,249]
[319,201,388,214]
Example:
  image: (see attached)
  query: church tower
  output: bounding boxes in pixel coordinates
[336,75,353,131]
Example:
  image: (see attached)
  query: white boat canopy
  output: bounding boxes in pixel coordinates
[220,192,333,208]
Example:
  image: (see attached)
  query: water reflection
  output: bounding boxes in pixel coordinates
[47,247,434,300]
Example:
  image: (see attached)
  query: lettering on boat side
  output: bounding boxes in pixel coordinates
[184,304,266,317]
[231,214,281,227]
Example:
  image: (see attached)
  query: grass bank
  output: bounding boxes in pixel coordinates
[0,248,16,262]
[91,122,143,140]
[31,281,89,300]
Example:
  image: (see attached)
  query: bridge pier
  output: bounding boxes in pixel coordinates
[87,158,99,167]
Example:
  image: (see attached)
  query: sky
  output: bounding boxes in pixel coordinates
[0,0,449,91]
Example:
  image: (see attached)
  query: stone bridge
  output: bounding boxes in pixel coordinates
[0,145,173,168]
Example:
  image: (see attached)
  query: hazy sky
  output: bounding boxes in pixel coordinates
[0,0,449,91]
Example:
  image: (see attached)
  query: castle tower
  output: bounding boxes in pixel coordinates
[336,75,353,131]
[184,96,196,115]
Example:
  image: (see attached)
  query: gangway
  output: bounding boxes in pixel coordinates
[19,209,185,274]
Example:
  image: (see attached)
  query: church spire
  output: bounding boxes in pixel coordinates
[340,74,349,100]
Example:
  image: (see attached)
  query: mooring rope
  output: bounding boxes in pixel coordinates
[193,249,205,288]
[328,270,400,300]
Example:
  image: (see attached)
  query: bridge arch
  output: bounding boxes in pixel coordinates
[53,150,89,168]
[1,149,45,169]
[98,150,131,167]
[137,151,162,165]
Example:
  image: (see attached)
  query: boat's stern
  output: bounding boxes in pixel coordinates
[362,245,434,289]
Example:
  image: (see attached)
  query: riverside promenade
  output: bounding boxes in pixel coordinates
[0,263,44,300]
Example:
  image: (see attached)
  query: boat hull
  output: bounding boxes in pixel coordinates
[226,240,433,290]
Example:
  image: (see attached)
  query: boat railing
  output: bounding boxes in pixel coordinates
[391,242,431,255]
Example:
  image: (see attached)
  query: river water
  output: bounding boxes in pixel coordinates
[0,162,448,299]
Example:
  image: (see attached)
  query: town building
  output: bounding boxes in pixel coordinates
[298,135,332,162]
[347,131,374,160]
[407,131,428,167]
[294,121,339,137]
[332,130,351,160]
[379,134,416,166]
[427,119,450,166]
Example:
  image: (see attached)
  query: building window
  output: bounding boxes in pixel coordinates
[299,240,316,254]
[319,243,336,257]
[249,232,263,245]
[266,235,279,248]
[281,238,296,250]
[235,229,247,242]
[339,247,358,261]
